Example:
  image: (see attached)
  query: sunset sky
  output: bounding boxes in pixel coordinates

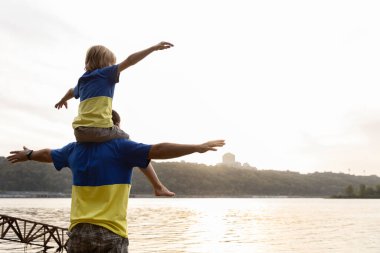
[1,0,380,176]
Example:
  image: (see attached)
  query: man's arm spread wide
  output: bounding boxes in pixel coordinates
[148,140,225,160]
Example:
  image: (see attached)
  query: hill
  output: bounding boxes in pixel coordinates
[130,162,380,197]
[1,157,380,197]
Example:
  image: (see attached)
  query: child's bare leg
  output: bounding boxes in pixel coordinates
[139,163,175,197]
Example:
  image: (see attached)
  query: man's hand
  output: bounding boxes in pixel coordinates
[7,146,31,163]
[7,147,53,163]
[198,140,225,153]
[153,41,174,51]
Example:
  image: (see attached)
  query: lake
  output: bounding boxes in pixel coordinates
[0,198,379,253]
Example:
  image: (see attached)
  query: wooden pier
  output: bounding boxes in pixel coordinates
[0,214,68,252]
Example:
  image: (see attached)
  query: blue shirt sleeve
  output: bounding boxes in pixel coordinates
[115,139,152,169]
[51,143,76,171]
[73,84,80,99]
[100,65,120,84]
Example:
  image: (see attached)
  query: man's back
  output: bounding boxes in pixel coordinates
[7,134,224,252]
[51,139,152,237]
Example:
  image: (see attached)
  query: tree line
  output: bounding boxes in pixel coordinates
[333,184,380,198]
[1,157,380,197]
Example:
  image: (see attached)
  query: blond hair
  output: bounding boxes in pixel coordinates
[85,45,116,71]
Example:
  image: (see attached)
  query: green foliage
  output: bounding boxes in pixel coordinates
[130,161,380,197]
[2,157,380,197]
[359,184,366,197]
[0,157,72,193]
[345,185,354,197]
[335,183,380,198]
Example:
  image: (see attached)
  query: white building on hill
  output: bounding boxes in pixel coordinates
[223,152,236,165]
[220,152,257,170]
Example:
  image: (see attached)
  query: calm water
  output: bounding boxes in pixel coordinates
[0,198,379,253]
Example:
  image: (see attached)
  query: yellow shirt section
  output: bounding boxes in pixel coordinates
[72,96,113,129]
[69,184,131,238]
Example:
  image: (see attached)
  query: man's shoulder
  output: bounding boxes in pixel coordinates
[105,138,146,147]
[60,141,77,149]
[61,139,150,153]
[75,139,146,148]
[104,139,152,154]
[53,142,77,153]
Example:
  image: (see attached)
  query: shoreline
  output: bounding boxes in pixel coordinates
[0,192,326,198]
[0,192,71,198]
[3,192,379,199]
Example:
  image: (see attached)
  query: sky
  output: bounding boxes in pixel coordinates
[1,0,380,176]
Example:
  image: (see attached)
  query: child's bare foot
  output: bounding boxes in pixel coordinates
[154,185,175,197]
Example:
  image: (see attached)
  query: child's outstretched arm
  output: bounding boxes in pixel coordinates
[118,41,174,72]
[55,88,74,109]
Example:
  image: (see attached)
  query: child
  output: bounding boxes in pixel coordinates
[55,42,175,196]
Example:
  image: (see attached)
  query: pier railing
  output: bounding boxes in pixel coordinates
[0,214,67,252]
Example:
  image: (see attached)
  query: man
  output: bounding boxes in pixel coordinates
[7,114,225,253]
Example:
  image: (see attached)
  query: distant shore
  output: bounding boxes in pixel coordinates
[330,195,380,199]
[0,191,327,198]
[3,191,379,199]
[0,191,71,198]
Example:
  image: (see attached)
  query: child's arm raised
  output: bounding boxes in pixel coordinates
[55,88,74,109]
[118,41,174,72]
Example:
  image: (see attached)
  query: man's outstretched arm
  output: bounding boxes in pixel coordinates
[7,146,53,163]
[148,140,225,160]
[6,139,225,163]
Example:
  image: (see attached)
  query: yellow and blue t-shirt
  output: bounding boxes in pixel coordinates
[51,138,151,238]
[72,65,119,129]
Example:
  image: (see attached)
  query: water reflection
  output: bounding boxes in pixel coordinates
[127,198,380,253]
[1,198,380,253]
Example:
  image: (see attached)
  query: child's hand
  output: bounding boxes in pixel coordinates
[55,100,68,109]
[153,41,174,51]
